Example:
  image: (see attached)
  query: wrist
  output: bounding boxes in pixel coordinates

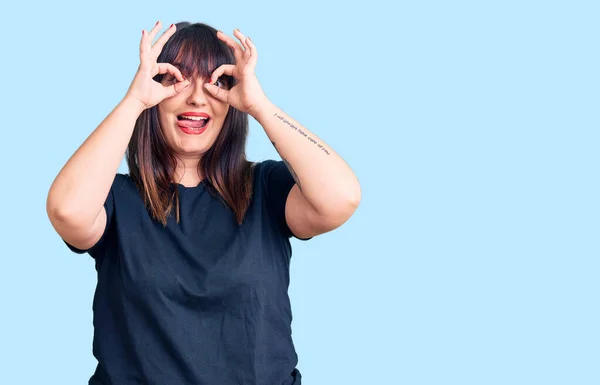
[248,98,275,122]
[122,94,148,116]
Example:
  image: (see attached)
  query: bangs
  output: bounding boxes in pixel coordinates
[156,23,235,87]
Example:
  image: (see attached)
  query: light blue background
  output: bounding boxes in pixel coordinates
[1,0,598,384]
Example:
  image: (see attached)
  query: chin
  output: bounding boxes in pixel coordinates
[174,140,210,154]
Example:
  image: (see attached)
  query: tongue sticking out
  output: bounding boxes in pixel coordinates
[178,118,208,129]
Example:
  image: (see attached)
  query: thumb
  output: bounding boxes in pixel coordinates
[165,79,190,98]
[204,83,229,103]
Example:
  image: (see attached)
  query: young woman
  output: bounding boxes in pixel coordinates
[46,21,361,385]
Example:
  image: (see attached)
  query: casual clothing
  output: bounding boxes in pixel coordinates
[64,160,310,385]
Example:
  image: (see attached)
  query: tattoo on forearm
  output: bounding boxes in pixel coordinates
[271,141,302,191]
[273,112,331,155]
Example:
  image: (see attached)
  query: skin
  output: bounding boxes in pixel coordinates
[205,28,362,238]
[48,19,360,264]
[157,74,230,186]
[130,22,361,238]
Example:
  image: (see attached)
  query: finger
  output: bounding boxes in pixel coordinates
[203,83,229,103]
[140,30,148,57]
[216,30,243,62]
[245,37,257,70]
[147,21,164,44]
[152,23,176,59]
[140,21,162,59]
[156,63,185,82]
[233,29,250,56]
[209,64,236,82]
[164,79,191,98]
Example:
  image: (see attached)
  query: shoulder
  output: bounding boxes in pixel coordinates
[111,173,141,194]
[115,172,134,185]
[103,173,146,208]
[253,159,293,186]
[253,159,281,174]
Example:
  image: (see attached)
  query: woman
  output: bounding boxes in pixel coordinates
[46,21,361,385]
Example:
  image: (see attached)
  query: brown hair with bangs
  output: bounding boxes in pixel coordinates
[126,22,255,226]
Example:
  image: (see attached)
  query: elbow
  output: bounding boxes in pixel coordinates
[321,192,361,230]
[341,180,362,213]
[307,179,361,231]
[46,191,85,228]
[348,184,362,210]
[46,187,71,223]
[46,190,63,222]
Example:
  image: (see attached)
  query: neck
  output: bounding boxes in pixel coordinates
[173,158,203,187]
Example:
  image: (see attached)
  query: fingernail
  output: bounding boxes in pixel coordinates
[142,30,145,36]
[155,21,160,26]
[170,24,174,28]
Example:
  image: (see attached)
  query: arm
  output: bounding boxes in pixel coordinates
[252,101,362,238]
[46,97,144,247]
[206,29,361,239]
[47,21,189,249]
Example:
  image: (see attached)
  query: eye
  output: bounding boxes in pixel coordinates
[212,77,231,89]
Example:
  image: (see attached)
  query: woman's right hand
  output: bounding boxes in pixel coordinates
[124,21,190,110]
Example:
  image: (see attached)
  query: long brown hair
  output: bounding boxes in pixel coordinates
[126,22,254,226]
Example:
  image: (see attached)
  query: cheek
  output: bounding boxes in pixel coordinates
[157,97,178,115]
[217,105,230,121]
[157,101,176,123]
[156,110,167,130]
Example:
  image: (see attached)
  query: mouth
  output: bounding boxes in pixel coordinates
[177,115,210,134]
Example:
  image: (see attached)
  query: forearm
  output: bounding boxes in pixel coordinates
[251,100,361,215]
[47,97,145,225]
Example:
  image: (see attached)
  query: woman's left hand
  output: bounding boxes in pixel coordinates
[205,29,269,117]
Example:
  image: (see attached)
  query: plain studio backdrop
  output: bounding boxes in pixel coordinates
[0,1,598,384]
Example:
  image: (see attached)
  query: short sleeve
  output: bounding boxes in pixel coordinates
[63,177,117,257]
[262,160,312,241]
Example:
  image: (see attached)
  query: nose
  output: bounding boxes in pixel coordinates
[185,79,210,107]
